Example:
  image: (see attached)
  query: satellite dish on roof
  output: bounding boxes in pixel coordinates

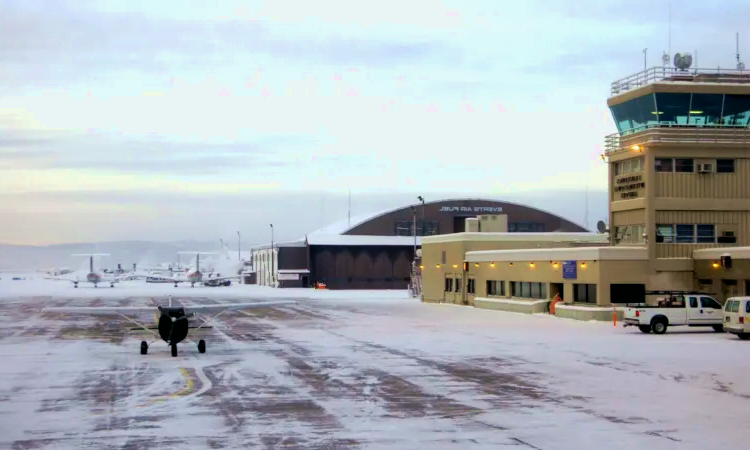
[674,52,693,71]
[596,220,607,234]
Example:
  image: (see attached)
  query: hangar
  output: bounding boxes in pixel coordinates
[250,198,588,290]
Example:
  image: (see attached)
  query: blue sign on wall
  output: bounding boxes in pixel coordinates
[562,260,577,280]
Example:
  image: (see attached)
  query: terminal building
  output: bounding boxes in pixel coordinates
[420,57,750,320]
[249,199,588,290]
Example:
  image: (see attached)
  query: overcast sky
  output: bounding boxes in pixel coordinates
[1,0,747,245]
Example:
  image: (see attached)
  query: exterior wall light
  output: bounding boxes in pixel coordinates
[509,262,514,267]
[474,263,480,267]
[712,262,720,269]
[580,262,587,268]
[490,262,495,267]
[419,265,424,269]
[453,264,458,268]
[436,264,441,268]
[529,262,535,268]
[631,144,642,151]
[552,262,559,269]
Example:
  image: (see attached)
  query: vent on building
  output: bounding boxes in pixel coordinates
[697,163,714,173]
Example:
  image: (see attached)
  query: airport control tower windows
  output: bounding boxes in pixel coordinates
[686,94,723,125]
[721,95,750,126]
[609,94,658,133]
[654,93,691,125]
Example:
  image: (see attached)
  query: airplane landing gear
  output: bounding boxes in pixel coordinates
[140,341,148,355]
[110,283,114,288]
[74,282,78,288]
[198,339,206,354]
[94,284,98,288]
[171,344,178,357]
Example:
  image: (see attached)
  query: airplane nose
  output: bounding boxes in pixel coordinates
[171,317,176,322]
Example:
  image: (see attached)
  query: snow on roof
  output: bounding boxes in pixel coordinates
[305,197,590,238]
[307,207,402,236]
[306,235,421,247]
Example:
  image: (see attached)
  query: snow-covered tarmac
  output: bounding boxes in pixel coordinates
[1,276,749,449]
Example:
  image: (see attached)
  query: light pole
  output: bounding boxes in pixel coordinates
[417,196,426,236]
[411,206,417,260]
[270,224,274,286]
[237,230,241,261]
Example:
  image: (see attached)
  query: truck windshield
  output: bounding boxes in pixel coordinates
[700,297,721,309]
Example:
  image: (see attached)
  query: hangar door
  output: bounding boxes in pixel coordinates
[610,284,645,304]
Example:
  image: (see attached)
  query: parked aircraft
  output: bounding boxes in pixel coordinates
[46,254,126,288]
[145,251,241,287]
[42,296,296,356]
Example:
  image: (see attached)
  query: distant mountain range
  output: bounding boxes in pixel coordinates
[0,240,228,271]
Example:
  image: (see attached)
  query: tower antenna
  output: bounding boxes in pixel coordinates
[737,32,745,71]
[584,183,589,231]
[668,3,672,59]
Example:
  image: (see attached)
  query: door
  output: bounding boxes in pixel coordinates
[699,296,723,324]
[454,275,463,304]
[443,274,454,303]
[686,296,703,324]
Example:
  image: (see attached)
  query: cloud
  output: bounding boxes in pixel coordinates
[0,3,462,87]
[0,128,322,174]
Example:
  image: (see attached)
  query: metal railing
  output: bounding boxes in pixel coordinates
[611,66,750,96]
[604,124,750,155]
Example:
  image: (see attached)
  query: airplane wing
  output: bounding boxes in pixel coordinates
[42,306,156,316]
[185,301,296,314]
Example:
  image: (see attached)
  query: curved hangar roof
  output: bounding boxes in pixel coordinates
[308,198,588,238]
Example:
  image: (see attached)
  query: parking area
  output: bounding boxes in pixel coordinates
[1,284,749,449]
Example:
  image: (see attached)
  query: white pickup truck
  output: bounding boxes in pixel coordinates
[622,292,725,335]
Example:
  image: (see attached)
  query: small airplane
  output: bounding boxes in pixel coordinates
[144,251,240,288]
[42,296,296,356]
[46,253,126,288]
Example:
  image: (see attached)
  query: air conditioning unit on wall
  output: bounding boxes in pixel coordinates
[697,163,714,173]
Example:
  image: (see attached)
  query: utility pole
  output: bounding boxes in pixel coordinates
[237,230,241,261]
[643,48,648,70]
[417,196,426,236]
[411,206,417,260]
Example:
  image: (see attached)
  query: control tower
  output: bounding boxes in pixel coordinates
[604,53,750,296]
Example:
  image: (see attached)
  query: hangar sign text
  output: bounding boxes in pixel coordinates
[439,206,503,213]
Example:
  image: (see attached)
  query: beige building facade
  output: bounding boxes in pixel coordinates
[420,66,750,319]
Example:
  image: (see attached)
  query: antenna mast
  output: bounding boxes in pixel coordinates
[737,32,745,71]
[584,183,589,231]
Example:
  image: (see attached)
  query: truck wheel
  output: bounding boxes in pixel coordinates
[638,325,651,333]
[651,318,668,335]
[712,325,724,332]
[738,334,750,340]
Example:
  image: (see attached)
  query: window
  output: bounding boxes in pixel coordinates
[724,300,737,313]
[486,280,505,296]
[716,159,735,173]
[609,94,659,134]
[467,278,476,295]
[696,224,716,244]
[698,279,713,285]
[675,224,695,243]
[444,277,453,292]
[700,297,722,309]
[394,220,440,236]
[441,251,446,264]
[615,157,644,175]
[746,301,750,314]
[614,225,645,244]
[721,94,750,126]
[675,159,694,172]
[454,277,462,292]
[509,222,546,232]
[655,158,674,172]
[574,284,597,304]
[655,93,691,125]
[656,224,675,243]
[689,297,698,308]
[509,281,546,299]
[688,94,724,125]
